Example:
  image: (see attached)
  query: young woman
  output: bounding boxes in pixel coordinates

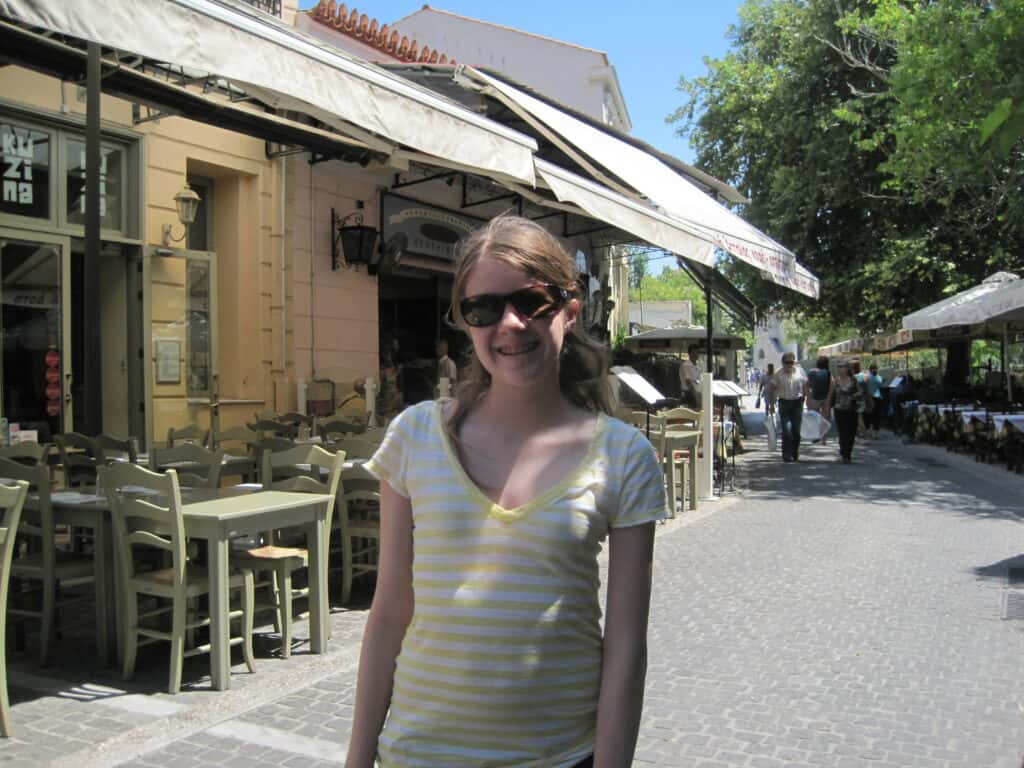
[828,361,862,464]
[346,216,669,768]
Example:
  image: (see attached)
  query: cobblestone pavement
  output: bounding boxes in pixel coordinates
[2,430,1023,767]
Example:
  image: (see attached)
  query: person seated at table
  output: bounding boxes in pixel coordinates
[335,378,368,425]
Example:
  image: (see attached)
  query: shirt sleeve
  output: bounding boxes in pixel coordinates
[362,406,416,498]
[610,429,670,529]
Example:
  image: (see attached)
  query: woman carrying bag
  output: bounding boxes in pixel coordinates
[828,361,862,464]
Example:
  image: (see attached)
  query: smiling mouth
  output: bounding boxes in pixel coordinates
[495,341,540,356]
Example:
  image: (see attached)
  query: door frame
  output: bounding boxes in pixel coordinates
[0,226,73,431]
[142,245,218,451]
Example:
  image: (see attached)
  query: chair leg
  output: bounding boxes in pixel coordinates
[278,567,293,659]
[0,614,10,738]
[40,574,56,668]
[121,593,139,682]
[168,599,186,695]
[341,533,353,605]
[241,572,256,674]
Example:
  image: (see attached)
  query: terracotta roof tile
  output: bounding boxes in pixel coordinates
[311,0,456,64]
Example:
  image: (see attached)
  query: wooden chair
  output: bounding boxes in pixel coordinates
[276,412,314,429]
[54,433,98,488]
[251,437,296,484]
[0,459,97,668]
[332,464,381,604]
[166,424,206,448]
[0,443,50,467]
[101,463,256,694]
[317,419,362,444]
[332,436,380,461]
[207,426,258,483]
[96,434,139,466]
[208,425,257,451]
[0,480,29,737]
[233,445,343,658]
[150,445,225,489]
[248,419,298,440]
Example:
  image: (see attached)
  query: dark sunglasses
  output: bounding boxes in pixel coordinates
[457,284,571,328]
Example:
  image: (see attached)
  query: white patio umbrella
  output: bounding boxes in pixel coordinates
[903,272,1024,401]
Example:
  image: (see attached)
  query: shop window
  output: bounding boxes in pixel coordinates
[186,258,212,398]
[0,121,51,220]
[65,138,124,231]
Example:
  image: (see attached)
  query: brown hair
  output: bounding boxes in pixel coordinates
[445,216,611,435]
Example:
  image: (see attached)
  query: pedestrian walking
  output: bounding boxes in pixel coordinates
[773,353,808,462]
[805,356,832,444]
[759,363,777,450]
[851,359,874,438]
[828,360,862,463]
[347,216,669,768]
[864,363,884,437]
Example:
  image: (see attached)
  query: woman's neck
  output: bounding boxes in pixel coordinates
[476,381,575,430]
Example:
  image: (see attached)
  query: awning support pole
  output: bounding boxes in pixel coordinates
[699,281,715,500]
[84,42,103,432]
[1005,323,1013,404]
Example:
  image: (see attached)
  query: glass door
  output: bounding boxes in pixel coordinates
[0,229,72,441]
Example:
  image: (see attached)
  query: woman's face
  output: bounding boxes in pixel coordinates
[461,258,578,393]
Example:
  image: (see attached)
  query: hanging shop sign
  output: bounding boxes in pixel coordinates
[381,193,481,264]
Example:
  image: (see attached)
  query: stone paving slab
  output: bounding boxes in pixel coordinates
[3,428,1024,766]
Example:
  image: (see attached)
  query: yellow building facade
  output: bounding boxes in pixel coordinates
[0,64,350,447]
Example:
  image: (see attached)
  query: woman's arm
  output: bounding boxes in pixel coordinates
[593,522,656,768]
[344,481,414,768]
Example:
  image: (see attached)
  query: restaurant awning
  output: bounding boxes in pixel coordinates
[533,160,716,267]
[675,260,756,328]
[624,327,748,352]
[903,272,1024,330]
[0,0,538,185]
[460,67,820,299]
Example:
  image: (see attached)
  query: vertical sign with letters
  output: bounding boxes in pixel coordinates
[0,121,50,219]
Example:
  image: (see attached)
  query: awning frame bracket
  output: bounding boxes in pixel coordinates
[390,170,460,191]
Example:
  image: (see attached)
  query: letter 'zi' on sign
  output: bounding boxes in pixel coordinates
[2,125,35,206]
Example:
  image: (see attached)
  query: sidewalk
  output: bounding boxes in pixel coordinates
[3,426,1023,766]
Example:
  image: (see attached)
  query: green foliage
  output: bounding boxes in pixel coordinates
[628,250,648,290]
[671,0,1024,339]
[627,265,708,317]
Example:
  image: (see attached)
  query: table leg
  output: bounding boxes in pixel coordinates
[306,502,329,654]
[689,440,698,511]
[664,452,677,518]
[208,536,231,690]
[92,511,115,667]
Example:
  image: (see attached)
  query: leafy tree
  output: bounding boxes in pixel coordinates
[628,249,648,290]
[671,0,1024,338]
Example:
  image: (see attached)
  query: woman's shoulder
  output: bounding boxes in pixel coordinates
[602,413,652,454]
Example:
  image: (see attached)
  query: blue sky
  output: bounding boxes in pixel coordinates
[297,1,745,164]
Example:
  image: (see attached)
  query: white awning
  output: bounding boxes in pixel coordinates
[466,68,819,298]
[903,272,1024,329]
[0,0,537,184]
[535,160,715,267]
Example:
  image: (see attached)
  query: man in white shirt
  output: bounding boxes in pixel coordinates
[773,353,809,462]
[436,339,457,394]
[678,344,703,408]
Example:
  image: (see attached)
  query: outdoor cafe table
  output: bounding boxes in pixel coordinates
[45,485,334,690]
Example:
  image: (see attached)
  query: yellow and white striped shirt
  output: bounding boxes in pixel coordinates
[364,400,668,768]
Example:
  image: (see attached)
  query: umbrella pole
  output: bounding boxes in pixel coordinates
[1006,322,1013,404]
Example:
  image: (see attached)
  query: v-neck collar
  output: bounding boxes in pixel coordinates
[434,401,605,521]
